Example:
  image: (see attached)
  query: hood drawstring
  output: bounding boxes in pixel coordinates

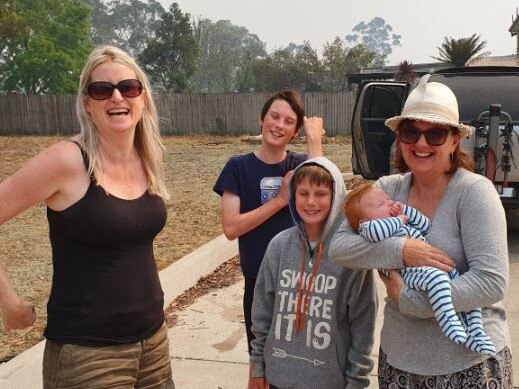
[295,240,323,333]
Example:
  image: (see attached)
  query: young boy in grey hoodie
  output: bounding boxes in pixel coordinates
[249,157,377,389]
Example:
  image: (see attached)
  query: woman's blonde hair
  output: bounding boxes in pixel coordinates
[76,45,169,200]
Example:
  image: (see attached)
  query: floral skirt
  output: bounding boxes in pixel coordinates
[378,347,513,389]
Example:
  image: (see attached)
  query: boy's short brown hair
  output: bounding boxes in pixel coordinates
[292,164,333,191]
[343,182,375,232]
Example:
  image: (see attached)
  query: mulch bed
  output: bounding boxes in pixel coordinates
[164,255,242,327]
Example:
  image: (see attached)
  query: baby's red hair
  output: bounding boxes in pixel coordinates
[343,182,375,232]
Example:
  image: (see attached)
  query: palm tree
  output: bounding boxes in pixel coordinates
[433,34,489,67]
[394,60,418,83]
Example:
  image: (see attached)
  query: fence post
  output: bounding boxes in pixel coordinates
[53,95,61,136]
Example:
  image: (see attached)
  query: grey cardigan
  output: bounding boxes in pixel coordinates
[330,168,511,375]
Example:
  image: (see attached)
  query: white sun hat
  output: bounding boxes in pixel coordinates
[384,81,473,137]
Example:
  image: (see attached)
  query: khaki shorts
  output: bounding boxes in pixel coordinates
[43,323,174,389]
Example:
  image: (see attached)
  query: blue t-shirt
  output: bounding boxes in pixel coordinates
[213,151,306,277]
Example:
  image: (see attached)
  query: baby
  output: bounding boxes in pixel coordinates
[344,182,496,356]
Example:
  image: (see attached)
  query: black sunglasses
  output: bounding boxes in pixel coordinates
[86,79,143,100]
[398,128,452,146]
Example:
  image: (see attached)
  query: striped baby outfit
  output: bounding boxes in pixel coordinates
[359,205,496,356]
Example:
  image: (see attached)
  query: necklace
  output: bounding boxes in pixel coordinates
[295,241,323,333]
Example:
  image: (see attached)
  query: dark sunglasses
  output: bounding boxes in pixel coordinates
[86,79,143,100]
[398,128,452,146]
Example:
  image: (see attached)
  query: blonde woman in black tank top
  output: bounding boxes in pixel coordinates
[0,46,174,388]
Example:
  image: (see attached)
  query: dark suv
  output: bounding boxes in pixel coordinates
[351,66,519,208]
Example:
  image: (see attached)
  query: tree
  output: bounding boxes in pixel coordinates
[84,0,165,57]
[322,37,348,90]
[191,18,266,92]
[322,37,375,91]
[0,0,29,92]
[246,50,290,92]
[1,0,92,94]
[285,42,305,56]
[346,17,401,66]
[291,41,322,91]
[344,44,377,72]
[234,31,267,92]
[247,41,322,92]
[138,2,198,92]
[433,34,488,67]
[83,0,113,47]
[0,1,28,49]
[394,60,418,83]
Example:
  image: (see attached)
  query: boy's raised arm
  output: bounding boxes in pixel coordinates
[303,116,324,158]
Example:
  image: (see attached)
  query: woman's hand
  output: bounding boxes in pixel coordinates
[1,296,35,332]
[378,270,405,305]
[403,239,455,272]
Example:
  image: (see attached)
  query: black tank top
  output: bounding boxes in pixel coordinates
[44,142,167,345]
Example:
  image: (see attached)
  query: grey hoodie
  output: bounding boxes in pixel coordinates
[250,157,377,389]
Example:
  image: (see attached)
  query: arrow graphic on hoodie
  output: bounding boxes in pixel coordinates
[272,347,325,366]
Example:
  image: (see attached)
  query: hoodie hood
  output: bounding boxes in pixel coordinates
[288,157,346,245]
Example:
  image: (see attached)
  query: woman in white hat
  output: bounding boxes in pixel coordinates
[330,82,513,387]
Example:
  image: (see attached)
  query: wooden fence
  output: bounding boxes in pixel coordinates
[0,91,356,136]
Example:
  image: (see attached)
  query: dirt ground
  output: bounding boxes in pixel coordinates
[0,135,353,362]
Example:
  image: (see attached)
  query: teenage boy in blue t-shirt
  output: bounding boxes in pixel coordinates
[213,90,324,356]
